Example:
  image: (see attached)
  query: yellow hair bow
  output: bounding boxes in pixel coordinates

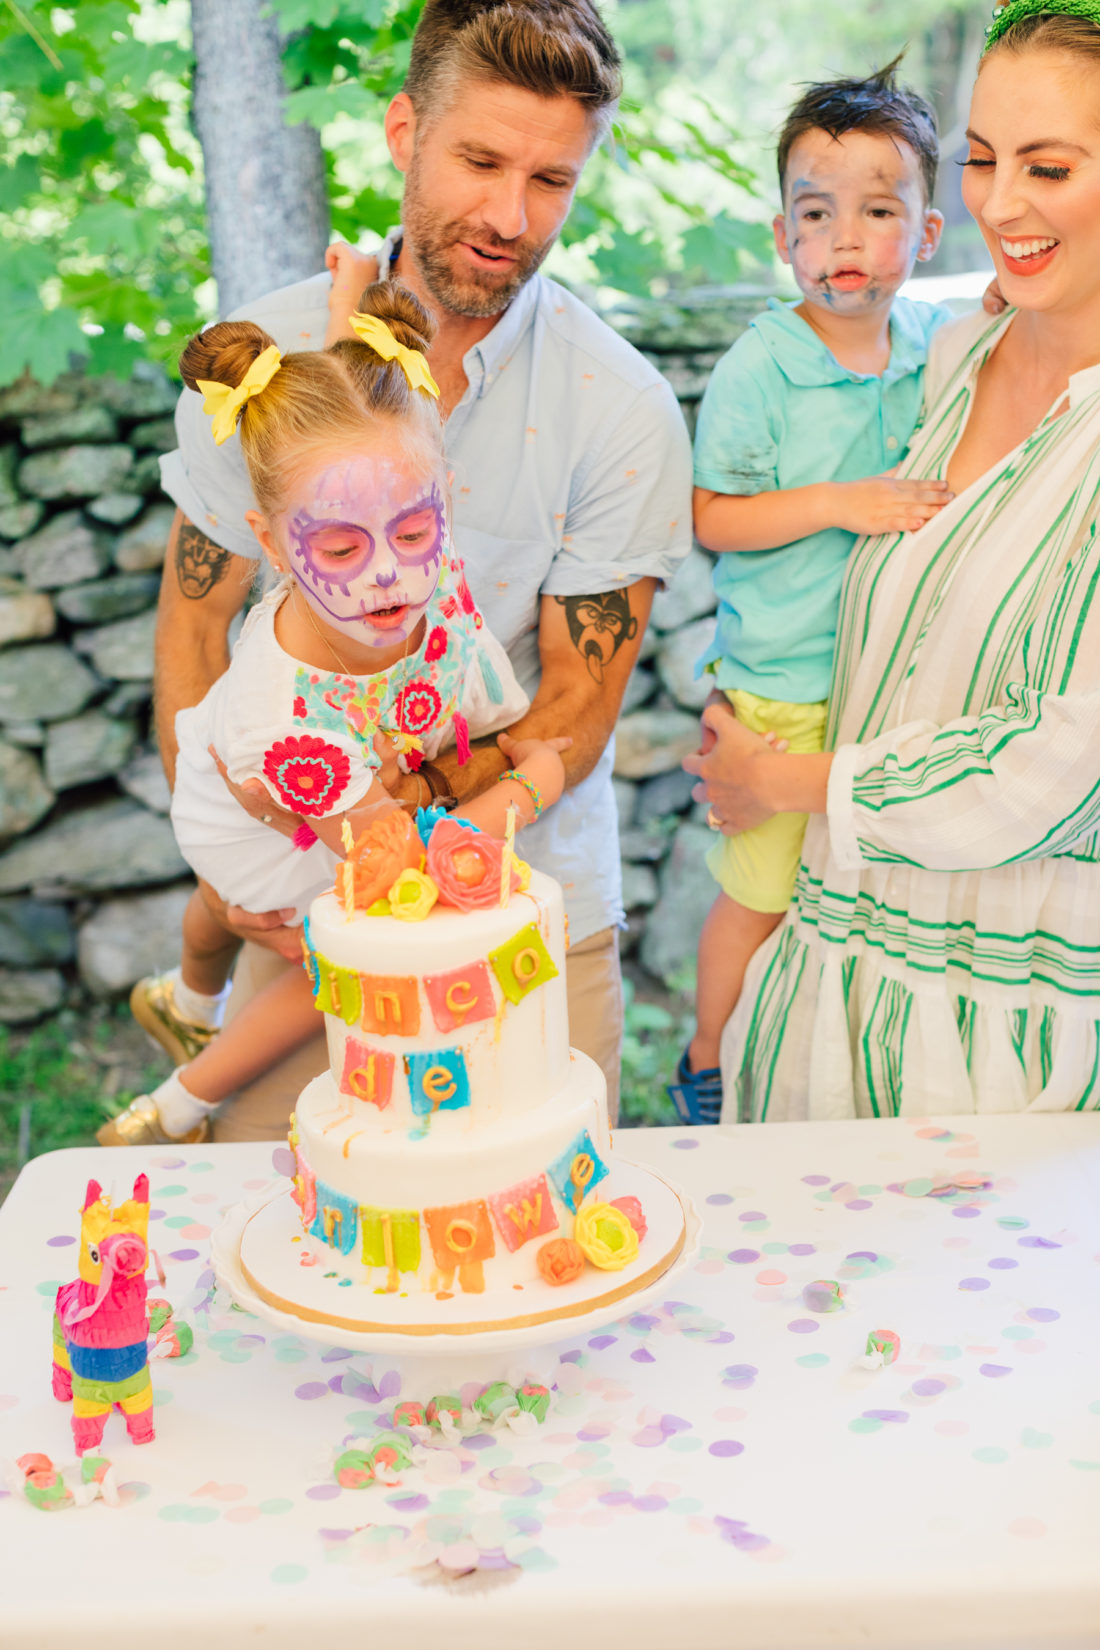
[348,312,440,400]
[196,344,283,446]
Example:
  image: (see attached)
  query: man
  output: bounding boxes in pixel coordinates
[148,0,692,1136]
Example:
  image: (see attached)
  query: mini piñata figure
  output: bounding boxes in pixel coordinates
[52,1176,154,1454]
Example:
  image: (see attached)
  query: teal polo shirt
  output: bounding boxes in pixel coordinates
[693,295,948,704]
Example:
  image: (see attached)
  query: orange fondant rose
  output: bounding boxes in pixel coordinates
[336,811,423,912]
[426,817,525,911]
[536,1237,586,1286]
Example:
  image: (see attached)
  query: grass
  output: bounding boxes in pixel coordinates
[0,1006,170,1202]
[619,966,693,1127]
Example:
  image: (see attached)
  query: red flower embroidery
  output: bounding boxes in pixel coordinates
[424,625,448,663]
[292,696,307,719]
[396,679,442,736]
[262,735,350,817]
[456,573,476,615]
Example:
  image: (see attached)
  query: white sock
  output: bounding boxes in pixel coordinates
[173,969,231,1030]
[153,1067,215,1137]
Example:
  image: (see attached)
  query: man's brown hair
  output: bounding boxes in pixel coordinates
[777,53,939,205]
[403,0,622,136]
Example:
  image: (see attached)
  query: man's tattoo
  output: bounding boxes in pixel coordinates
[176,523,232,600]
[554,591,638,684]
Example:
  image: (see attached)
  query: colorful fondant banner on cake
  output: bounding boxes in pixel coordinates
[293,1125,609,1291]
[303,915,558,1044]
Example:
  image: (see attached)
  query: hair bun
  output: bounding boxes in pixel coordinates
[352,279,437,357]
[178,320,279,393]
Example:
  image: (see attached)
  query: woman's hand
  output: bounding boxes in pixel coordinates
[682,702,781,834]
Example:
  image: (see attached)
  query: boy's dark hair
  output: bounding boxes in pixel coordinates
[777,53,939,204]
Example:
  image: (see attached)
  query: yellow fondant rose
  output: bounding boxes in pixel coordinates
[388,867,439,922]
[573,1202,640,1272]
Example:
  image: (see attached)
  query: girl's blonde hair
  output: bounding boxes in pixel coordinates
[178,280,443,519]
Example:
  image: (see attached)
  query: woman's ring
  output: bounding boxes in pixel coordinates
[706,807,723,832]
[261,813,273,825]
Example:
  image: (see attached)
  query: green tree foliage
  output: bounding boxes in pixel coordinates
[0,0,769,387]
[0,0,208,386]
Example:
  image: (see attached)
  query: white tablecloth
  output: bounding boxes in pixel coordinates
[2,1117,1099,1649]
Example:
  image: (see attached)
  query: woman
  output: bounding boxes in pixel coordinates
[686,0,1100,1121]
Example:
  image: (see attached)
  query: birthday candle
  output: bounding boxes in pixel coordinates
[340,820,356,920]
[500,803,516,906]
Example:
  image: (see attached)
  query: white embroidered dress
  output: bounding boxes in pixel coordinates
[172,550,528,919]
[722,309,1100,1120]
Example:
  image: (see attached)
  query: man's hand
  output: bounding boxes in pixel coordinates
[197,878,301,963]
[208,746,300,838]
[830,474,953,536]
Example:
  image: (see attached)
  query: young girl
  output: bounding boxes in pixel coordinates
[100,281,566,1147]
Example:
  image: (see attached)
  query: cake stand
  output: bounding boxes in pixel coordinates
[212,1163,701,1391]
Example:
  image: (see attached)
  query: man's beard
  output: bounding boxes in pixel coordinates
[401,163,555,319]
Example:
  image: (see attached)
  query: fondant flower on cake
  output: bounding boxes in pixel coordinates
[609,1195,647,1240]
[573,1203,640,1272]
[536,1237,586,1286]
[336,810,423,911]
[426,817,525,911]
[388,867,439,922]
[395,678,442,736]
[262,734,350,816]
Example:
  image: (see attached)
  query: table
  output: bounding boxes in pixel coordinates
[2,1116,1099,1649]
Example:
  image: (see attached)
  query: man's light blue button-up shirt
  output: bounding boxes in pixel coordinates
[161,228,693,942]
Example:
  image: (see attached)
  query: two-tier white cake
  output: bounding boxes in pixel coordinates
[237,824,687,1336]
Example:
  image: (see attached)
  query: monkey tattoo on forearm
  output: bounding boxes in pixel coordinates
[554,591,638,683]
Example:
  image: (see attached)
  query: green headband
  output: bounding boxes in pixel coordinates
[984,0,1100,52]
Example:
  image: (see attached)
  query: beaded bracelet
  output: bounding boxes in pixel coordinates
[498,767,543,820]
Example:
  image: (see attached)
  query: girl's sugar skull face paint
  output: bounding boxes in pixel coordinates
[283,454,445,648]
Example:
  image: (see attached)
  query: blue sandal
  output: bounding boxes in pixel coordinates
[667,1049,723,1125]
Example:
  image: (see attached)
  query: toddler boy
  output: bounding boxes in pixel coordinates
[671,57,954,1123]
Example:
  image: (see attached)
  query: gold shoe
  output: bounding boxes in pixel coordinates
[97,1094,210,1148]
[130,972,220,1066]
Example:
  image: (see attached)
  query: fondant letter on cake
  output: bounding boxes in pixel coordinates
[361,1207,421,1291]
[548,1129,609,1215]
[424,1199,495,1293]
[423,961,496,1033]
[358,974,420,1037]
[405,1048,471,1118]
[489,923,558,1006]
[340,1040,395,1109]
[488,1173,559,1252]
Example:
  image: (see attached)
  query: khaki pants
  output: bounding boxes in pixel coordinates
[210,925,623,1142]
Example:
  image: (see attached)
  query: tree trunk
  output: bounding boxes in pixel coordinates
[190,0,330,317]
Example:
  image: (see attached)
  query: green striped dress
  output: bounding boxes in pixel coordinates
[722,309,1100,1121]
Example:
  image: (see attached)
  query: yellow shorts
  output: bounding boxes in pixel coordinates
[705,689,828,914]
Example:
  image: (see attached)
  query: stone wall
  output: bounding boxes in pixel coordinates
[0,287,767,1023]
